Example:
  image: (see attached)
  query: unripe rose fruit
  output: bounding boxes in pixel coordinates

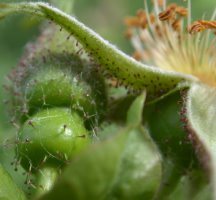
[17,107,90,171]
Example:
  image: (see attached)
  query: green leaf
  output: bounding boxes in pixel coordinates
[0,2,197,100]
[0,164,26,200]
[186,83,216,200]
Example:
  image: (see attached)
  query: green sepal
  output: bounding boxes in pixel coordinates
[0,2,197,100]
[144,91,196,168]
[127,90,146,125]
[143,91,198,199]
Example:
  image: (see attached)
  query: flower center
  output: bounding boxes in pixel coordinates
[124,0,216,87]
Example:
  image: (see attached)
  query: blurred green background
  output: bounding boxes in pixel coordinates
[0,0,215,137]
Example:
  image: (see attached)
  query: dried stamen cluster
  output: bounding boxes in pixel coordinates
[124,0,216,87]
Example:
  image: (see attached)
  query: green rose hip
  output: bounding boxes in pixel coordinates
[16,107,90,197]
[17,107,90,171]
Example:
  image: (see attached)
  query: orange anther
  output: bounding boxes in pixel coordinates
[159,9,175,21]
[124,16,140,27]
[188,20,216,34]
[176,7,188,16]
[159,4,177,21]
[172,19,181,31]
[132,51,143,61]
[124,29,133,39]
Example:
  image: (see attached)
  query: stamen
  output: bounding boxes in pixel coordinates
[136,9,146,19]
[158,5,175,21]
[132,51,143,61]
[172,19,181,31]
[159,4,187,22]
[155,24,163,37]
[124,1,216,87]
[124,16,140,27]
[176,7,188,17]
[149,13,156,24]
[188,22,205,34]
[188,20,216,34]
[197,20,216,30]
[136,9,148,28]
[124,29,133,39]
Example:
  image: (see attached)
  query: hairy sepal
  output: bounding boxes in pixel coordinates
[186,83,216,200]
[0,2,197,100]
